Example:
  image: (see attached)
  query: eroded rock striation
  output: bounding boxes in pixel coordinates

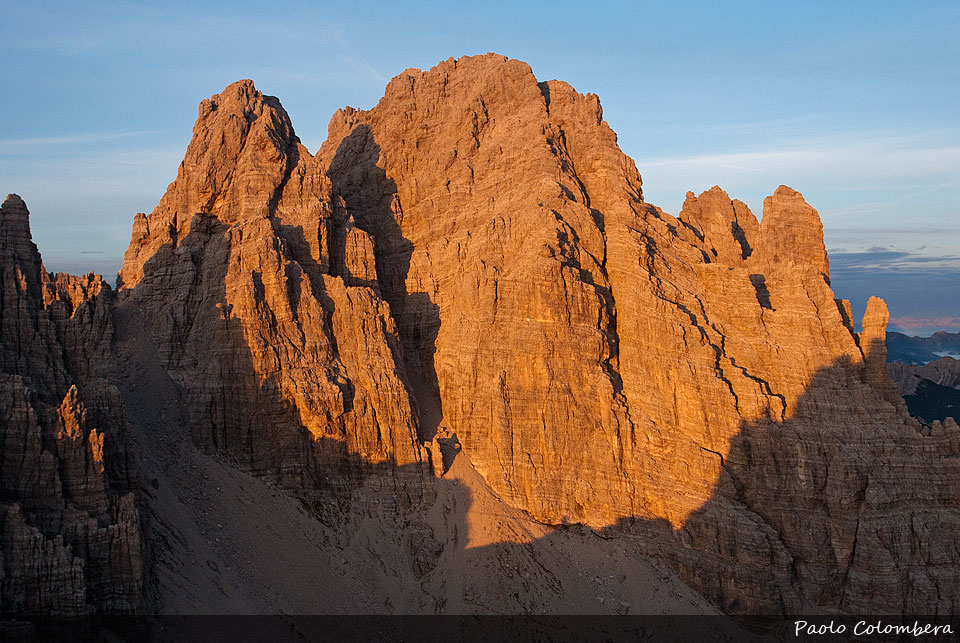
[5,54,960,618]
[117,80,429,520]
[0,195,141,615]
[314,55,957,613]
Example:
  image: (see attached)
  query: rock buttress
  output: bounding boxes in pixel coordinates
[117,82,430,514]
[316,54,960,614]
[0,195,142,615]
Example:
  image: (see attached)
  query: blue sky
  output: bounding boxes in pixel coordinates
[2,1,958,334]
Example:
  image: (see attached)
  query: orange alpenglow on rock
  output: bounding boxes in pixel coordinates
[3,54,959,618]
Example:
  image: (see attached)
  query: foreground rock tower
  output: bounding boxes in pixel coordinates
[4,54,960,617]
[0,195,141,614]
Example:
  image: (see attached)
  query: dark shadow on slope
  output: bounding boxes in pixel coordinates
[731,220,753,260]
[121,213,431,523]
[653,339,960,616]
[458,339,958,618]
[320,128,960,616]
[125,223,960,619]
[904,379,960,423]
[537,81,551,112]
[434,427,461,476]
[112,173,960,621]
[326,126,445,443]
[748,274,773,310]
[365,337,958,619]
[114,211,445,616]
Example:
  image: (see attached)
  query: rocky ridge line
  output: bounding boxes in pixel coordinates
[0,195,141,615]
[4,54,960,619]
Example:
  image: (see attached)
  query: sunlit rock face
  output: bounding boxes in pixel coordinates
[311,55,959,614]
[6,54,960,618]
[117,80,429,514]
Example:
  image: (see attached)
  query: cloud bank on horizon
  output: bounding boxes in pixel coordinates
[827,247,960,336]
[1,1,957,333]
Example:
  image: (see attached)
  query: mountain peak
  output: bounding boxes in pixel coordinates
[11,56,955,619]
[759,183,830,283]
[118,79,312,289]
[162,78,300,222]
[2,193,31,234]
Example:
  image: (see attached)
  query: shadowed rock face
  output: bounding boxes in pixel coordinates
[0,195,141,615]
[5,54,960,618]
[117,81,428,515]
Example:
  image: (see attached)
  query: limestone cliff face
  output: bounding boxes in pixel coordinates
[0,195,141,615]
[311,54,960,614]
[117,80,428,510]
[8,54,960,618]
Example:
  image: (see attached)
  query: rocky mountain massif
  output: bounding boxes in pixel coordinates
[887,331,960,365]
[886,332,960,423]
[0,195,141,614]
[889,356,960,397]
[888,356,960,423]
[3,54,960,619]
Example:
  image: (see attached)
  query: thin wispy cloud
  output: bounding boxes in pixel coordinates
[0,131,162,151]
[331,29,349,48]
[80,7,349,58]
[830,248,960,273]
[685,114,828,135]
[825,179,960,219]
[343,55,390,84]
[890,316,960,332]
[830,227,957,234]
[638,136,960,179]
[638,127,960,231]
[6,34,105,55]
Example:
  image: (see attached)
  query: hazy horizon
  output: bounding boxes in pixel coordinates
[3,1,958,335]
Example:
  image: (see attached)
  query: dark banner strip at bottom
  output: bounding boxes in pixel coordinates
[1,615,957,643]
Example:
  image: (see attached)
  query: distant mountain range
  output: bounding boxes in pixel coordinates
[887,331,960,365]
[903,379,960,423]
[887,333,960,422]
